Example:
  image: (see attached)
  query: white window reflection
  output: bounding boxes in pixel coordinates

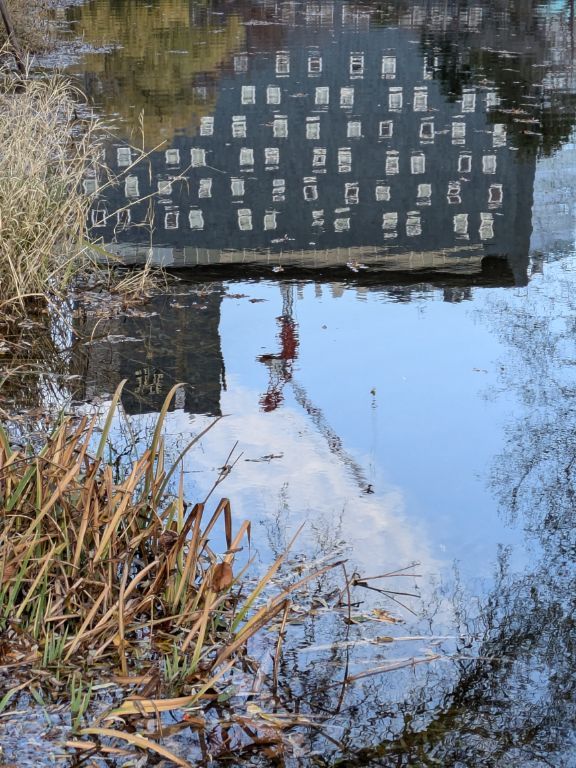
[306,118,320,140]
[272,178,285,201]
[453,213,469,238]
[381,55,396,78]
[334,214,351,232]
[462,90,476,112]
[416,183,432,205]
[486,90,500,109]
[488,184,503,205]
[191,148,206,167]
[164,210,179,230]
[241,85,256,105]
[264,211,277,230]
[231,178,245,196]
[313,147,327,168]
[482,155,497,174]
[116,209,130,228]
[117,147,132,168]
[239,147,254,167]
[389,87,403,111]
[198,178,212,198]
[165,148,180,166]
[458,153,472,173]
[382,212,398,237]
[303,178,318,201]
[340,87,354,107]
[232,115,247,138]
[379,120,393,138]
[83,177,98,195]
[448,181,461,204]
[308,55,322,74]
[315,86,329,105]
[413,87,428,111]
[480,212,494,239]
[200,116,214,136]
[189,209,204,230]
[234,54,248,73]
[493,124,507,147]
[276,52,290,75]
[347,120,362,138]
[267,86,281,105]
[406,211,422,236]
[265,147,280,166]
[386,151,399,174]
[452,122,466,144]
[350,53,364,77]
[312,209,324,227]
[338,147,352,172]
[273,116,288,138]
[375,184,390,201]
[411,153,425,174]
[124,175,139,198]
[238,208,253,231]
[91,207,107,227]
[345,182,359,204]
[419,121,434,141]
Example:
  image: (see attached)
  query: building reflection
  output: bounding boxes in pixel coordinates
[65,0,576,418]
[70,0,576,284]
[70,262,509,423]
[72,288,225,415]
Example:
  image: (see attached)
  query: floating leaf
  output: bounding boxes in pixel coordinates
[211,562,233,592]
[372,609,403,624]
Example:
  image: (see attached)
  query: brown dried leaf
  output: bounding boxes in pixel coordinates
[372,609,403,624]
[211,562,233,592]
[0,560,17,583]
[158,529,179,553]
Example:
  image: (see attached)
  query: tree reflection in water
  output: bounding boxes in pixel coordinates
[265,264,576,767]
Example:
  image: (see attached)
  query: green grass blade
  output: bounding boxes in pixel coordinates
[95,379,127,461]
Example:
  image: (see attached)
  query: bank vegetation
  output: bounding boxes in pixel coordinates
[0,65,103,316]
[0,383,340,764]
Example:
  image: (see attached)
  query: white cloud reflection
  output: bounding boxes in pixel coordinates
[126,381,441,591]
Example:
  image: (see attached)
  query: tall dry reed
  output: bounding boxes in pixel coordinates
[0,384,338,751]
[0,66,101,315]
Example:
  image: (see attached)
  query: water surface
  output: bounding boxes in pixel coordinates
[14,0,576,764]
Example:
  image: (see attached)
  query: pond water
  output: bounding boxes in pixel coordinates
[12,0,576,764]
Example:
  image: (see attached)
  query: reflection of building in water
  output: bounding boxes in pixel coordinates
[72,290,225,415]
[539,1,576,94]
[87,1,535,284]
[530,131,576,258]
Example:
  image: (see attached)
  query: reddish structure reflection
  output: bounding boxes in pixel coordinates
[258,285,299,412]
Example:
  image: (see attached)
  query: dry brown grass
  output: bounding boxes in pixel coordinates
[0,383,308,670]
[0,59,173,321]
[0,65,102,316]
[0,383,339,763]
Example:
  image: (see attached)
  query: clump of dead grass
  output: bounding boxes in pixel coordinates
[0,65,102,316]
[0,383,307,670]
[0,383,337,763]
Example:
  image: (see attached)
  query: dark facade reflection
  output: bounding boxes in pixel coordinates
[72,288,225,415]
[66,0,576,283]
